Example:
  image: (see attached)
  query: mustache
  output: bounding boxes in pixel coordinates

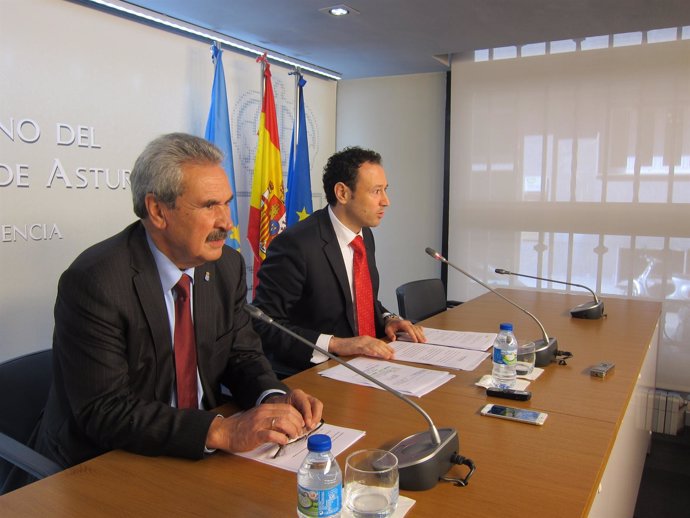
[206,230,228,242]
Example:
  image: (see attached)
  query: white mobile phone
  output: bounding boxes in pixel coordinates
[480,404,548,425]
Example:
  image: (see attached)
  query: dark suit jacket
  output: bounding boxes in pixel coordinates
[34,221,287,469]
[252,207,388,372]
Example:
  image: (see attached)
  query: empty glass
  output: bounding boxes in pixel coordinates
[344,449,399,518]
[516,342,536,375]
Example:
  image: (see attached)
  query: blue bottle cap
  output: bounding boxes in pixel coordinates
[499,322,513,331]
[307,434,331,452]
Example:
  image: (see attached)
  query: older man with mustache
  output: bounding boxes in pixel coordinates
[7,133,322,492]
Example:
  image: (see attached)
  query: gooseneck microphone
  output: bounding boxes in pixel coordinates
[425,248,557,366]
[494,268,605,320]
[244,304,469,491]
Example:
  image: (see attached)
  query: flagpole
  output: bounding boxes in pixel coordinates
[290,67,301,164]
[258,53,266,118]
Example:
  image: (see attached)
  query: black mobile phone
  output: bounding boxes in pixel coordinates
[486,387,532,401]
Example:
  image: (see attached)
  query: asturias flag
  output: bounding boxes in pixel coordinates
[204,42,241,250]
[247,55,286,291]
[286,74,312,226]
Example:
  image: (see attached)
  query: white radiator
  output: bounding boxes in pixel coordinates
[646,389,686,435]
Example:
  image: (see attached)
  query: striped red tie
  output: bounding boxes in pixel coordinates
[173,274,198,409]
[351,236,376,337]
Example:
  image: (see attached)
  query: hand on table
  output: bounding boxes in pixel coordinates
[329,335,395,360]
[205,389,323,452]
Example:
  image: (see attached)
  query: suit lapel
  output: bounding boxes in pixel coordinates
[318,208,357,335]
[363,228,379,295]
[192,263,216,405]
[129,223,175,402]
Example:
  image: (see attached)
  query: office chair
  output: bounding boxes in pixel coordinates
[0,349,62,494]
[395,278,462,323]
[267,356,301,380]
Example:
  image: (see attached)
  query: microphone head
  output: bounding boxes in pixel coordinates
[494,268,511,275]
[425,247,442,260]
[243,304,273,324]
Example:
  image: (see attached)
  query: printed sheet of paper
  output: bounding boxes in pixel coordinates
[391,340,490,371]
[318,357,454,397]
[235,423,365,473]
[399,327,496,351]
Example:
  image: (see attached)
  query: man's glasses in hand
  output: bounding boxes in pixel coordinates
[271,419,325,459]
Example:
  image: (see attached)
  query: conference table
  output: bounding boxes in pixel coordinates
[0,289,661,517]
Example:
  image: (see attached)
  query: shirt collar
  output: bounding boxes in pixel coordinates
[328,205,362,247]
[145,230,195,293]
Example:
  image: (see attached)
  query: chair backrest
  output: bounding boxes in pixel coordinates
[0,349,53,486]
[396,278,448,323]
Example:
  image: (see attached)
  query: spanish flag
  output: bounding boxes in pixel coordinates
[247,55,285,292]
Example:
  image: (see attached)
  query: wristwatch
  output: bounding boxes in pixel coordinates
[382,312,400,323]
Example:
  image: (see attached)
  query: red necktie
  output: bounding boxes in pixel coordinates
[173,274,198,409]
[351,236,376,337]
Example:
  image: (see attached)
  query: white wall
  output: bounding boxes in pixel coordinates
[0,0,336,362]
[336,73,446,312]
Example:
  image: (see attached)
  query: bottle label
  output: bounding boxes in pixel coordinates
[493,347,517,365]
[297,483,342,517]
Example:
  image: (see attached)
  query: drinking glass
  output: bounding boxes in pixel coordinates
[344,449,398,518]
[516,342,536,375]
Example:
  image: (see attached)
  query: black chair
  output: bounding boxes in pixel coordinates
[395,278,462,323]
[268,357,301,380]
[0,349,62,494]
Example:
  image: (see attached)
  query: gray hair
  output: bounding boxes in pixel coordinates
[130,133,223,219]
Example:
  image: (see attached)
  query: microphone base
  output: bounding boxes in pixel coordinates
[571,300,605,319]
[389,427,458,491]
[531,337,558,367]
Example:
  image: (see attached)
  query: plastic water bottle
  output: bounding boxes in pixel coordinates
[297,434,342,518]
[492,322,518,388]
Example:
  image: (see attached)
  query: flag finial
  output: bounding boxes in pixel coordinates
[210,41,221,64]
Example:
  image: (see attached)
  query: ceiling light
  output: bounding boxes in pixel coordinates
[320,5,360,17]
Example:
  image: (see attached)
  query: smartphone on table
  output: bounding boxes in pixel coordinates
[480,403,548,425]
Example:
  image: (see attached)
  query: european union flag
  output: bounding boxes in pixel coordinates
[286,75,313,227]
[205,42,241,250]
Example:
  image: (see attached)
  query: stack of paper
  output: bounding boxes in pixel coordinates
[391,340,489,371]
[235,422,365,472]
[319,357,454,397]
[392,327,494,370]
[399,327,496,351]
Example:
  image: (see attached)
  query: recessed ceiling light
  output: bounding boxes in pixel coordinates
[320,4,360,17]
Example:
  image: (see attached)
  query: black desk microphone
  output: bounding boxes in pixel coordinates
[494,268,605,319]
[425,247,558,366]
[244,304,474,490]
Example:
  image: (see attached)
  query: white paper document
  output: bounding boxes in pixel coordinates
[391,340,490,371]
[399,327,496,351]
[235,422,365,472]
[318,357,454,397]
